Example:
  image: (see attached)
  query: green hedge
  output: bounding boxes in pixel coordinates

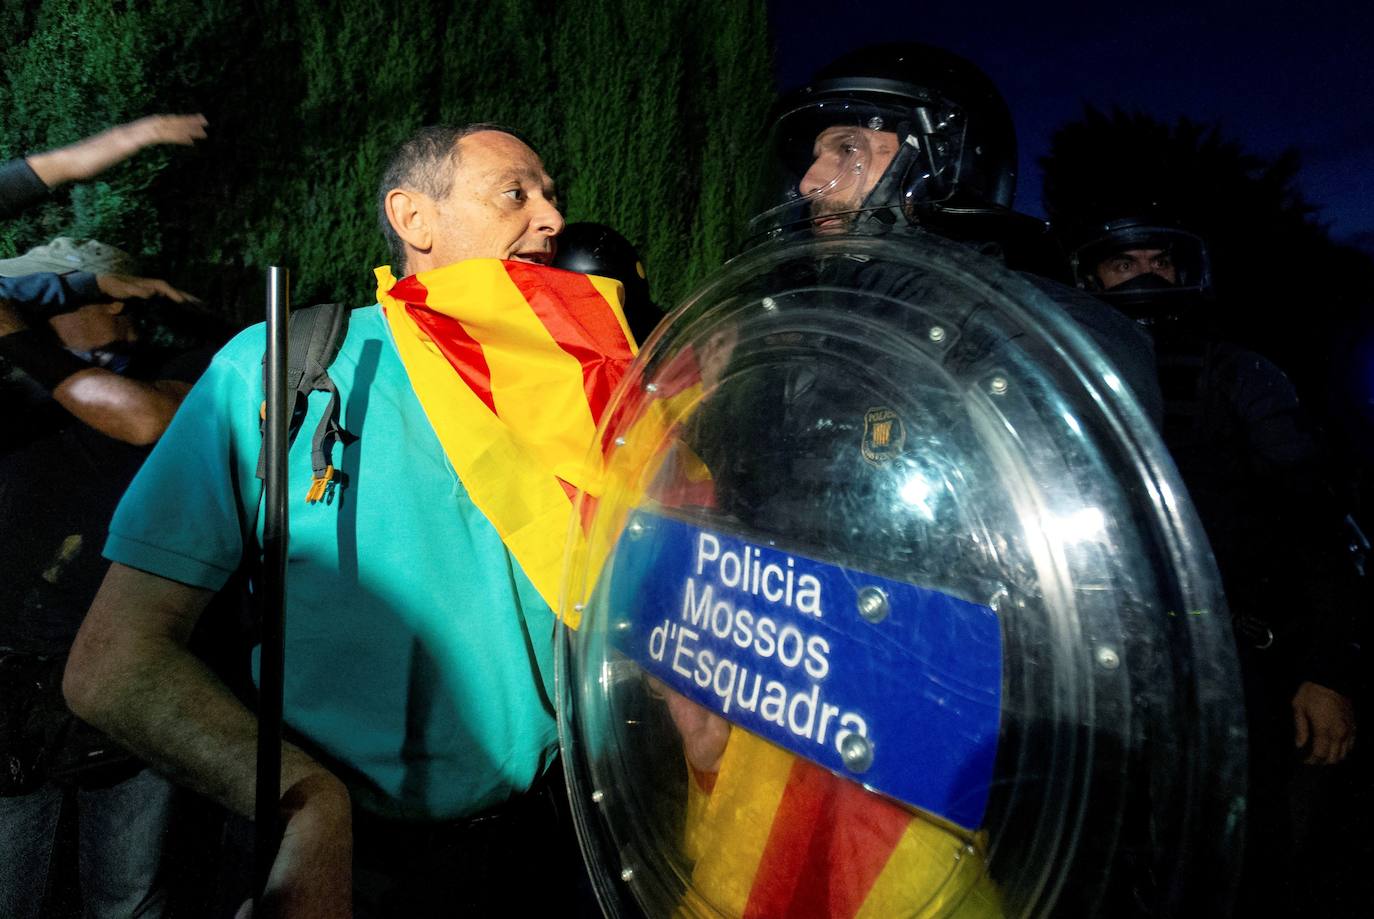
[1,0,773,324]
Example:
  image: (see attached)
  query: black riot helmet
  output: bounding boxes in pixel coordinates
[552,222,663,344]
[1067,216,1212,323]
[748,42,1021,245]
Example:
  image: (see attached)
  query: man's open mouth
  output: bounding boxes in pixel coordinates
[511,251,553,265]
[810,215,847,233]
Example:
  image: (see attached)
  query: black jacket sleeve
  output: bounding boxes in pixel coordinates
[0,271,102,317]
[0,158,50,219]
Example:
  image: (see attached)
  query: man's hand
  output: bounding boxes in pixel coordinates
[96,273,199,304]
[651,678,731,773]
[1292,680,1357,765]
[235,773,354,919]
[26,114,207,188]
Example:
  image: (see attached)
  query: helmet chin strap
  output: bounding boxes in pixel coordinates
[852,125,921,233]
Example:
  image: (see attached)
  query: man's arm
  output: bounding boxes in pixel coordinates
[0,269,197,310]
[1231,348,1360,764]
[65,563,353,917]
[1,273,202,443]
[0,301,186,444]
[24,114,207,190]
[53,372,192,445]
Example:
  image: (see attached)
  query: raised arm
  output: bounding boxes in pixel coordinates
[65,563,353,918]
[25,114,207,190]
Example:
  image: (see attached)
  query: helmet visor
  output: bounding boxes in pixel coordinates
[746,96,965,245]
[749,101,899,241]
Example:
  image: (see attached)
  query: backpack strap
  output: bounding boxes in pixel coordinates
[255,303,353,503]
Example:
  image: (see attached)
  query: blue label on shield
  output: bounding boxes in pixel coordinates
[604,509,1002,830]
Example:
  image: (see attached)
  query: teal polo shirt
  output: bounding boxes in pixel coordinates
[105,305,559,819]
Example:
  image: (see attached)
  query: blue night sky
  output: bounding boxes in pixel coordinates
[769,0,1374,252]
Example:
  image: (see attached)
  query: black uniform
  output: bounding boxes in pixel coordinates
[1152,323,1360,917]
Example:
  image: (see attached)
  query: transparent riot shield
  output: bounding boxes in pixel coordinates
[557,231,1246,919]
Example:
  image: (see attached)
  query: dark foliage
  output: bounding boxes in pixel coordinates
[1,0,774,325]
[1040,105,1374,461]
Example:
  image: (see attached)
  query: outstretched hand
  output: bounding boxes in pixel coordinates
[97,273,200,304]
[27,114,208,188]
[1292,681,1356,765]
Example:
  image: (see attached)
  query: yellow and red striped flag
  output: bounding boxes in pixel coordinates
[376,258,634,611]
[680,729,1003,918]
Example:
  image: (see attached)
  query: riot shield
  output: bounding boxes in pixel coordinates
[557,231,1246,918]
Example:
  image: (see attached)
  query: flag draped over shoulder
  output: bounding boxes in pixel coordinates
[376,258,634,611]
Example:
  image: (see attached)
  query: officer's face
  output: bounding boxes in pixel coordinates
[420,131,564,272]
[798,126,900,233]
[1094,248,1178,289]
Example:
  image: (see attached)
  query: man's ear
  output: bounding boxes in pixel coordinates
[384,187,435,255]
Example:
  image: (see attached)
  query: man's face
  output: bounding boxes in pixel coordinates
[47,301,133,351]
[798,126,900,234]
[423,130,564,271]
[1094,248,1178,290]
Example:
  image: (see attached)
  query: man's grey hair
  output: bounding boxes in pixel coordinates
[376,122,533,271]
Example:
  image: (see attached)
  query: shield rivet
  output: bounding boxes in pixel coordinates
[840,733,874,773]
[856,586,889,623]
[990,376,1009,396]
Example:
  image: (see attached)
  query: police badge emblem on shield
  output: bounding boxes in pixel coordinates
[861,406,905,464]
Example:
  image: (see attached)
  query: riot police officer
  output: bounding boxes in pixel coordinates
[747,42,1162,422]
[667,45,1233,919]
[708,41,1165,529]
[748,42,1035,254]
[1066,212,1360,917]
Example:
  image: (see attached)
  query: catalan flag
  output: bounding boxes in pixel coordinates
[680,728,1003,918]
[376,258,634,611]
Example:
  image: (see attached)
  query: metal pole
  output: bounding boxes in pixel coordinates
[254,266,290,903]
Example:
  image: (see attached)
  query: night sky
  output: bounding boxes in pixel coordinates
[769,0,1374,252]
